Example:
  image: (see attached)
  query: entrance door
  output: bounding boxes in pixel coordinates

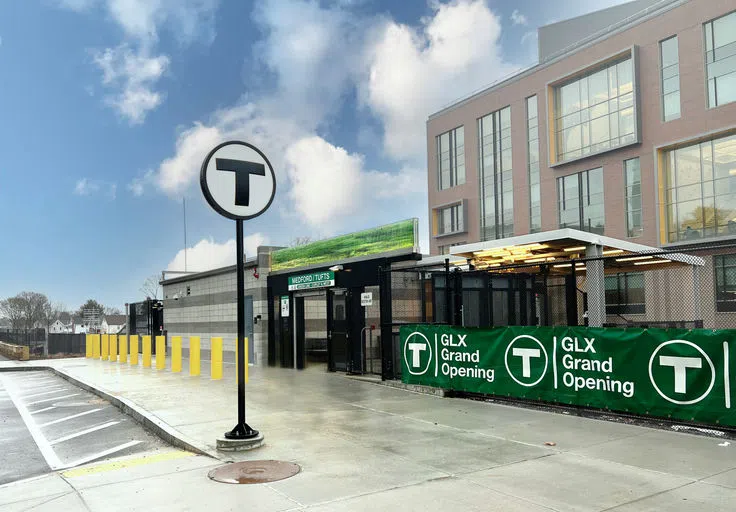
[328,289,348,371]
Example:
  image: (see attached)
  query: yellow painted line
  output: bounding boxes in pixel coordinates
[61,450,195,478]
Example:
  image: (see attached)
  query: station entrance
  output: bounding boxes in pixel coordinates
[267,256,410,374]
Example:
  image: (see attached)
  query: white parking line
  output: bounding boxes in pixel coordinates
[30,406,56,415]
[39,408,103,428]
[22,388,68,399]
[0,375,63,469]
[50,421,120,445]
[27,394,79,406]
[60,441,142,470]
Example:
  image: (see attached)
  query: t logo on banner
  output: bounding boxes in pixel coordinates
[403,332,432,376]
[649,340,715,405]
[216,158,266,207]
[505,335,548,387]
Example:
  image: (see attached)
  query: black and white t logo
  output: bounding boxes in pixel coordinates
[200,141,276,220]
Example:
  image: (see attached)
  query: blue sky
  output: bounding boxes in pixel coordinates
[0,0,630,312]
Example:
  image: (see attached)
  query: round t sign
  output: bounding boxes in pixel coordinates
[200,141,276,220]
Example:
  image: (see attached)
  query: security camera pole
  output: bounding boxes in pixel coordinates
[200,140,276,441]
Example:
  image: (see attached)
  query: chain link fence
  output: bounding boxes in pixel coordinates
[380,242,736,379]
[0,328,46,356]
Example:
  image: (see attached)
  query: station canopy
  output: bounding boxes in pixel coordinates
[448,229,704,274]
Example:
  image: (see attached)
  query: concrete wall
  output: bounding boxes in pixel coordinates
[162,248,277,366]
[427,0,736,254]
[0,341,29,360]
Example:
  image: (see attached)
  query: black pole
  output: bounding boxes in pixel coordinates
[225,219,259,440]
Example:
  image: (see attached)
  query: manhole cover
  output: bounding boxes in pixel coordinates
[208,461,300,484]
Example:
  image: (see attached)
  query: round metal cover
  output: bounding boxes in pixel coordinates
[208,461,300,484]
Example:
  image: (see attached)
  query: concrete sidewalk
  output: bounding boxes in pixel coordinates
[2,356,736,511]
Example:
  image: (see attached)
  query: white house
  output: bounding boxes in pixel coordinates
[101,315,126,334]
[48,320,72,334]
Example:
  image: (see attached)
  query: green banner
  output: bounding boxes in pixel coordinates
[401,325,736,427]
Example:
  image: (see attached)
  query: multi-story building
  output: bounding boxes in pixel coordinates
[427,0,736,325]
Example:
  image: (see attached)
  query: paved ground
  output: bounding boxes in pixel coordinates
[0,371,166,485]
[1,356,735,510]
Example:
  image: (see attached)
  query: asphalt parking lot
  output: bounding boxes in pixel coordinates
[0,371,166,485]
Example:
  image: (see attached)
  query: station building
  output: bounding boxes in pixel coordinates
[427,0,736,328]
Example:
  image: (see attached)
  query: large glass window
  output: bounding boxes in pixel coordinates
[605,272,645,314]
[478,106,513,240]
[527,96,541,233]
[554,57,636,163]
[557,167,604,234]
[437,126,465,190]
[438,241,465,255]
[660,36,680,121]
[715,255,736,312]
[436,204,463,236]
[664,133,736,243]
[624,158,642,238]
[705,11,736,108]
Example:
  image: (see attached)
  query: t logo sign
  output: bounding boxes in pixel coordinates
[200,141,276,221]
[215,158,266,207]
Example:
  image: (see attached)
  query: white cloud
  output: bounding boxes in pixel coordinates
[511,9,528,26]
[521,30,537,45]
[166,234,269,272]
[74,178,99,196]
[364,0,517,161]
[92,45,169,124]
[74,178,117,198]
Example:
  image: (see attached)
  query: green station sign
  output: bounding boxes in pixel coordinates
[401,324,736,427]
[287,271,335,291]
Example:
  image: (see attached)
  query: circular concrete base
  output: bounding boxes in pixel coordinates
[216,433,265,452]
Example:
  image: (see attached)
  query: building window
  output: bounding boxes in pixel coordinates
[705,11,736,108]
[527,96,541,233]
[437,126,465,190]
[438,242,466,255]
[663,133,736,243]
[605,272,645,314]
[660,36,680,121]
[715,255,736,312]
[624,158,642,238]
[436,204,464,236]
[554,56,636,163]
[558,167,604,234]
[479,106,513,240]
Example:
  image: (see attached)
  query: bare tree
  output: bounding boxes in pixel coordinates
[1,292,50,330]
[0,297,26,330]
[140,275,161,300]
[104,306,123,316]
[44,302,66,330]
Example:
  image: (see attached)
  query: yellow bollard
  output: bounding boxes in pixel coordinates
[142,335,152,368]
[85,334,92,358]
[172,336,182,373]
[101,334,109,360]
[211,337,223,380]
[245,337,249,384]
[92,334,100,359]
[109,335,118,362]
[189,336,200,376]
[119,335,128,364]
[130,335,139,366]
[155,336,166,370]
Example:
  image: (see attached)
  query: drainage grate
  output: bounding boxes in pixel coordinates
[208,460,301,484]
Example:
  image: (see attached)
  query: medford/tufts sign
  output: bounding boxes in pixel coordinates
[287,271,335,291]
[401,325,736,427]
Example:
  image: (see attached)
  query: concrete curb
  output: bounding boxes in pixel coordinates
[344,375,448,397]
[0,365,219,460]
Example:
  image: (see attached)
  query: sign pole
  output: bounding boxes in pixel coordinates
[201,140,275,448]
[225,218,258,440]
